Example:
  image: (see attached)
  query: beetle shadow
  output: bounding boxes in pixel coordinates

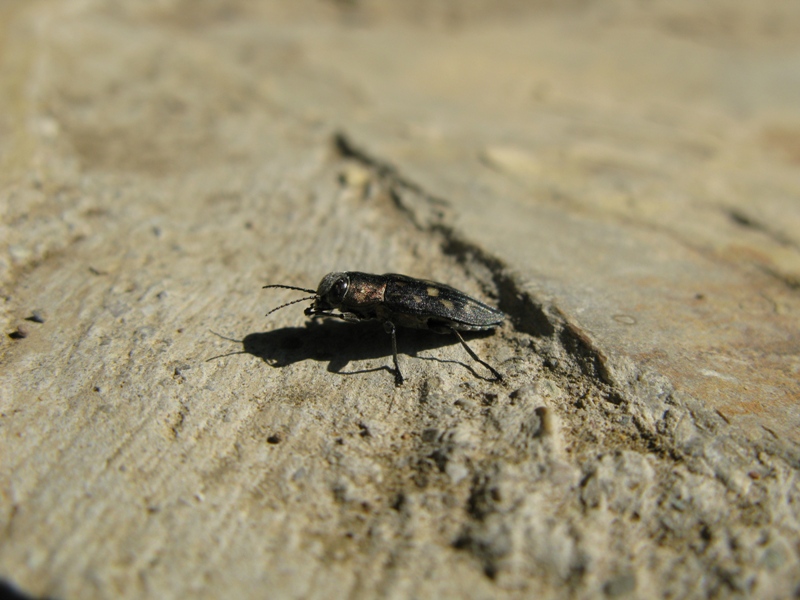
[215,319,495,380]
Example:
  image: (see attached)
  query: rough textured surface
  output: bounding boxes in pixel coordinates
[2,1,800,599]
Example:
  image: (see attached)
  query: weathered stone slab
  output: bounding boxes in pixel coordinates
[2,2,799,599]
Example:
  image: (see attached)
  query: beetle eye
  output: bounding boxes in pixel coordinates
[330,277,348,304]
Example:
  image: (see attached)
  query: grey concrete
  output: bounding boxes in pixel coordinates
[2,1,799,599]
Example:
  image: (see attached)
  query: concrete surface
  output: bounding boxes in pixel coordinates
[1,1,799,599]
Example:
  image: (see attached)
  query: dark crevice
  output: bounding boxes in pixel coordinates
[451,528,504,580]
[759,265,800,290]
[334,132,401,181]
[334,132,448,207]
[726,208,794,248]
[725,208,800,292]
[436,227,554,338]
[0,580,54,600]
[465,471,500,522]
[725,208,800,291]
[453,469,508,581]
[727,209,758,229]
[558,321,613,385]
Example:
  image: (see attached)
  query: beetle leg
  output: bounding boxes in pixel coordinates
[383,321,404,385]
[449,327,503,381]
[307,309,361,323]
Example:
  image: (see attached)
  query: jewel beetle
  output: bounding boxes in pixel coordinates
[263,272,504,385]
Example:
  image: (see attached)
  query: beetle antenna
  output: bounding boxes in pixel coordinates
[263,284,316,294]
[266,295,316,317]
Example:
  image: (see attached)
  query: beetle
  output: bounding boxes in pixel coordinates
[263,272,504,385]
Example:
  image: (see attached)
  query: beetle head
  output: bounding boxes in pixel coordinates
[263,272,350,317]
[310,272,349,313]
